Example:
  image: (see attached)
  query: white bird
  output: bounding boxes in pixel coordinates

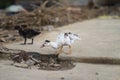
[40,32,81,55]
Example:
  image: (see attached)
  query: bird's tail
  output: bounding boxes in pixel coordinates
[34,31,41,36]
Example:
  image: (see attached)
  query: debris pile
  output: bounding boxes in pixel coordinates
[0,5,120,43]
[10,50,75,70]
[0,6,120,29]
[0,7,82,29]
[0,46,74,70]
[0,29,22,43]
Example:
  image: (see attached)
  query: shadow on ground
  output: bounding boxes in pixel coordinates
[13,52,75,71]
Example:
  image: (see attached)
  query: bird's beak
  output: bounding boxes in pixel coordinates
[40,44,45,48]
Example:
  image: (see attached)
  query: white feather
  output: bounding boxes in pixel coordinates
[42,32,81,49]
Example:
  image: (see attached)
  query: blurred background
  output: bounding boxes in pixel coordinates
[0,0,120,43]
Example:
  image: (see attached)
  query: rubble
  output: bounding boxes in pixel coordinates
[0,30,22,43]
[0,45,75,70]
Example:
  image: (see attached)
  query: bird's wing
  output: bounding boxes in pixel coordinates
[56,33,65,42]
[68,33,81,44]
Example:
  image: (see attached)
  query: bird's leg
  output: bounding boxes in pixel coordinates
[69,45,72,54]
[56,46,63,54]
[56,48,61,54]
[31,39,34,44]
[59,46,63,54]
[68,45,72,54]
[24,38,27,44]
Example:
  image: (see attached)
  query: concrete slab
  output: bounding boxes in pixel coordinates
[0,60,120,80]
[4,19,120,63]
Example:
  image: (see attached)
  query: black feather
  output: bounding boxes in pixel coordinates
[15,26,41,44]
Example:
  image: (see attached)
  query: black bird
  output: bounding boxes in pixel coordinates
[15,25,41,44]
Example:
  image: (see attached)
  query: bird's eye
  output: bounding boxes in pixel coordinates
[64,33,68,36]
[68,32,72,34]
